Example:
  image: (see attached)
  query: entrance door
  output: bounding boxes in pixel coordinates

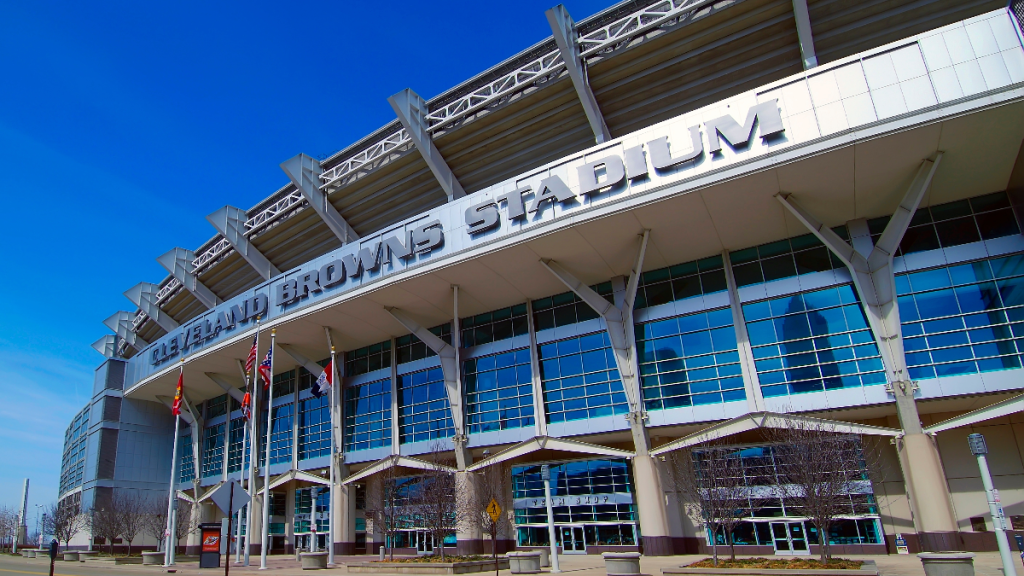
[415,531,434,554]
[770,522,809,555]
[560,526,586,554]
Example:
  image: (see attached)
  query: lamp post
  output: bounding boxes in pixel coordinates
[34,505,44,548]
[540,465,560,573]
[968,433,1016,576]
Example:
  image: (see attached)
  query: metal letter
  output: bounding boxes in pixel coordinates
[277,280,298,305]
[298,271,321,299]
[465,200,499,234]
[496,187,529,220]
[319,260,345,287]
[248,294,268,319]
[383,231,414,262]
[577,155,626,195]
[412,220,443,253]
[706,101,784,154]
[647,126,704,170]
[528,176,576,213]
[623,146,648,180]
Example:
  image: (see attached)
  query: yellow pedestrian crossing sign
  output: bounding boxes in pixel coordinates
[486,498,502,522]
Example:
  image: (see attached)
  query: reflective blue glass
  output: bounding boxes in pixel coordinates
[201,423,225,478]
[540,332,627,422]
[345,378,391,452]
[299,394,330,460]
[398,368,454,443]
[742,285,885,396]
[896,255,1024,380]
[464,348,534,433]
[179,432,195,483]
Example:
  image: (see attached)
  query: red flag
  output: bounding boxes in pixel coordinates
[171,369,183,416]
[241,391,252,421]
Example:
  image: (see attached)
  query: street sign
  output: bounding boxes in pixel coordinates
[895,534,909,555]
[208,480,251,516]
[486,499,502,523]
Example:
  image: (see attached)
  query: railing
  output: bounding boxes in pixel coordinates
[244,190,305,235]
[578,0,718,58]
[192,238,232,272]
[155,278,182,303]
[131,312,148,332]
[318,127,412,190]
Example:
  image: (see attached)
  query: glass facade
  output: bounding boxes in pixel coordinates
[299,394,331,460]
[731,231,847,287]
[461,304,529,347]
[398,367,454,443]
[868,192,1019,256]
[898,255,1024,379]
[512,459,636,547]
[637,307,744,409]
[346,340,391,377]
[463,348,534,433]
[396,324,451,364]
[345,378,392,452]
[744,284,886,397]
[227,417,248,474]
[59,407,89,495]
[269,403,294,465]
[201,423,225,478]
[294,487,330,533]
[532,284,612,331]
[635,255,726,309]
[179,432,195,483]
[539,332,627,423]
[206,394,227,419]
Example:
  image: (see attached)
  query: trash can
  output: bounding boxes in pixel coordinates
[199,522,223,568]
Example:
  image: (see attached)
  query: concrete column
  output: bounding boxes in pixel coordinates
[457,471,483,554]
[249,485,265,557]
[335,463,355,555]
[525,299,548,437]
[285,486,296,554]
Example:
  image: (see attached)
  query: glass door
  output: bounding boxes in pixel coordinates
[770,522,810,555]
[560,525,586,554]
[416,531,434,554]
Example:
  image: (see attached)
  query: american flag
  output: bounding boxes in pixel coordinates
[258,347,273,388]
[244,336,258,373]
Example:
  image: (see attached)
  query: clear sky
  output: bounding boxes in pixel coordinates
[0,0,610,522]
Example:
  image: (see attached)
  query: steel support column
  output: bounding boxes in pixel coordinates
[204,373,246,404]
[384,306,470,469]
[540,230,673,555]
[775,154,960,550]
[388,89,466,202]
[281,154,360,244]
[104,311,149,351]
[93,335,118,358]
[207,206,281,280]
[157,247,221,309]
[546,4,612,144]
[792,0,818,69]
[125,282,180,333]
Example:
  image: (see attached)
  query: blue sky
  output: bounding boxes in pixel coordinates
[0,0,609,518]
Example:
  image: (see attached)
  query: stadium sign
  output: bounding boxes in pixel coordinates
[142,100,783,369]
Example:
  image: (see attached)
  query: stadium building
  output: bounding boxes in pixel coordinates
[59,0,1024,557]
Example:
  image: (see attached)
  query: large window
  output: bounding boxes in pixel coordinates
[269,404,294,465]
[398,368,454,443]
[59,407,89,495]
[396,324,451,364]
[201,424,225,478]
[464,348,534,433]
[539,332,627,423]
[635,255,727,310]
[346,340,391,377]
[227,417,248,474]
[744,284,886,397]
[532,284,613,331]
[345,378,392,452]
[294,487,330,534]
[636,307,745,409]
[206,394,227,419]
[299,395,331,460]
[731,231,848,287]
[461,304,529,347]
[272,370,296,396]
[898,255,1024,379]
[179,433,195,483]
[868,192,1019,256]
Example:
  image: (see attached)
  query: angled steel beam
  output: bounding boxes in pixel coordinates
[207,206,281,280]
[269,469,330,490]
[388,89,466,202]
[792,0,817,69]
[204,373,246,404]
[124,282,179,332]
[924,394,1024,435]
[93,335,118,358]
[385,306,468,468]
[104,311,149,351]
[157,247,221,309]
[341,454,456,485]
[466,435,635,472]
[280,154,360,244]
[278,343,326,377]
[546,4,612,143]
[649,411,901,456]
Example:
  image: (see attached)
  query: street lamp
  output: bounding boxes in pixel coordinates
[34,505,44,548]
[540,465,560,574]
[968,433,1016,576]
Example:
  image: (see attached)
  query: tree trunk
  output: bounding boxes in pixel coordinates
[709,523,718,567]
[727,528,736,560]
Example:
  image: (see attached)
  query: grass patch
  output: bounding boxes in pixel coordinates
[686,558,864,570]
[374,554,495,564]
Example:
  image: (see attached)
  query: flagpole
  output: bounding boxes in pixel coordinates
[328,346,337,567]
[260,329,276,570]
[163,363,183,567]
[235,376,250,563]
[245,318,261,567]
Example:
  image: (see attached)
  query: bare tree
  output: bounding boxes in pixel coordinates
[766,421,881,564]
[672,441,765,565]
[0,506,15,550]
[173,499,200,555]
[44,500,88,551]
[141,497,168,552]
[461,463,514,560]
[364,456,405,561]
[112,492,146,556]
[412,443,459,561]
[89,505,120,555]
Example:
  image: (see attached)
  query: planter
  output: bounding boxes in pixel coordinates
[604,552,642,576]
[63,552,80,561]
[33,549,49,559]
[301,551,329,570]
[536,547,550,568]
[507,551,541,574]
[77,551,98,562]
[346,558,511,574]
[663,561,879,576]
[918,553,976,576]
[23,550,35,558]
[142,551,165,565]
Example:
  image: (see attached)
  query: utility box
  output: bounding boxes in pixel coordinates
[199,523,222,568]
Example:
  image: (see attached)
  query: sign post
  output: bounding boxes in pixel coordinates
[486,499,502,576]
[48,539,57,576]
[541,465,560,573]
